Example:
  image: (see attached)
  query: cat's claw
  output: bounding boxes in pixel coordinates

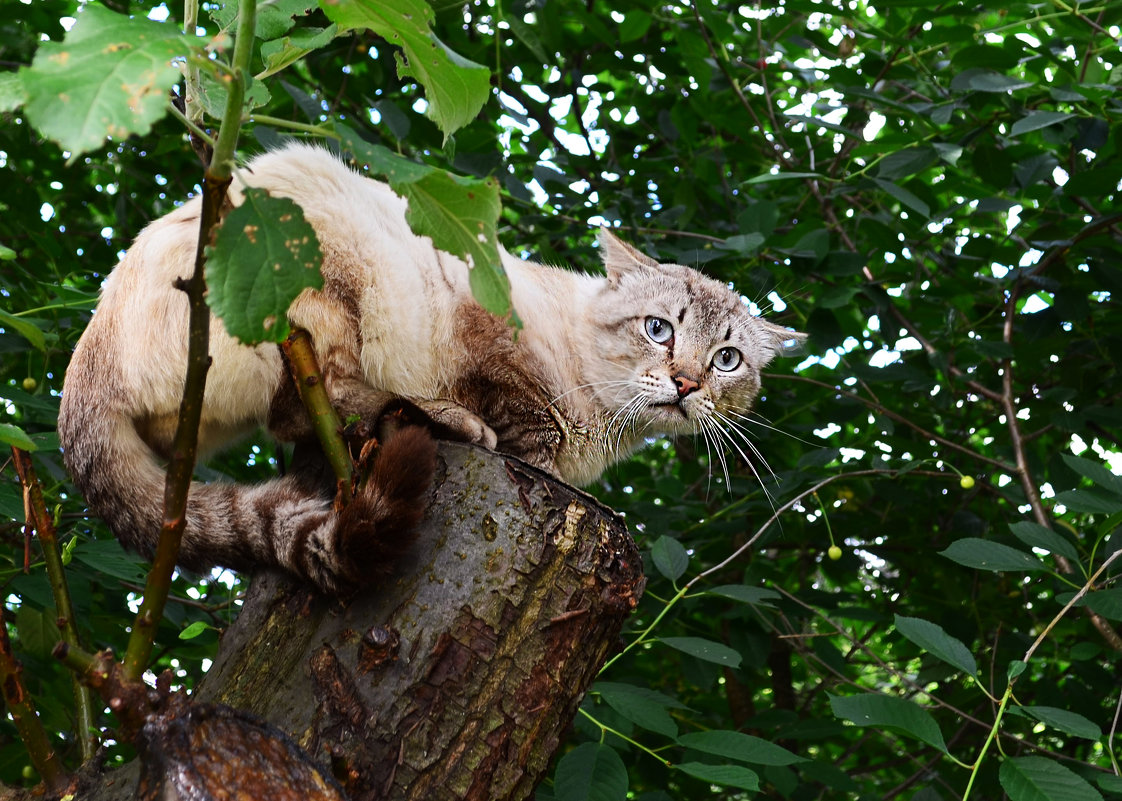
[415,400,499,450]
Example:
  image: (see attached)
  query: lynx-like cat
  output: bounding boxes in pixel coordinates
[58,145,802,593]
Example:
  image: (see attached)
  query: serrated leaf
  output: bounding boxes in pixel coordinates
[0,423,37,452]
[661,637,742,668]
[338,131,511,317]
[939,538,1047,572]
[15,605,62,660]
[318,0,490,140]
[678,730,805,766]
[707,585,780,606]
[0,309,47,351]
[1020,706,1101,740]
[829,693,948,753]
[676,762,759,791]
[1061,454,1122,496]
[894,615,978,676]
[999,756,1103,801]
[1011,111,1075,137]
[595,682,680,738]
[396,171,510,317]
[206,188,324,344]
[1081,588,1122,621]
[19,5,187,157]
[553,742,628,801]
[1008,521,1080,562]
[651,536,689,582]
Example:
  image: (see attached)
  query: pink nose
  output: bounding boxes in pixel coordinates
[674,375,700,397]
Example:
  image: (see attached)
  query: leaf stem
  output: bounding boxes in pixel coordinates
[282,328,352,492]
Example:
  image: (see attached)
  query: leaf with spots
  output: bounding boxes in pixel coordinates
[206,188,323,345]
[18,4,188,158]
[318,0,490,140]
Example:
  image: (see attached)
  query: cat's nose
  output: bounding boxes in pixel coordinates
[673,374,700,397]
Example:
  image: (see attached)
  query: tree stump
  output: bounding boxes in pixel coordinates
[78,442,644,801]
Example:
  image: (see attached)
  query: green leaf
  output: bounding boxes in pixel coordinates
[179,621,212,640]
[719,233,765,256]
[397,171,510,317]
[676,762,759,792]
[872,178,930,218]
[939,538,1047,572]
[1061,454,1122,496]
[743,171,826,184]
[1010,111,1075,137]
[19,5,187,157]
[259,25,338,79]
[999,756,1103,801]
[339,132,511,317]
[318,0,490,140]
[0,423,37,452]
[1055,489,1122,515]
[1081,588,1122,621]
[951,68,1034,93]
[1008,521,1080,562]
[72,538,149,584]
[661,637,742,668]
[205,188,324,345]
[595,682,680,738]
[15,605,62,660]
[876,146,938,181]
[707,585,780,606]
[553,742,628,801]
[894,615,978,676]
[1020,706,1101,740]
[0,309,47,351]
[678,730,805,766]
[0,71,26,113]
[651,536,689,582]
[829,693,948,753]
[1008,660,1027,681]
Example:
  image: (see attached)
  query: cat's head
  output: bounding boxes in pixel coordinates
[583,228,804,467]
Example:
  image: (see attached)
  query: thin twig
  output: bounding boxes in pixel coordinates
[11,448,97,761]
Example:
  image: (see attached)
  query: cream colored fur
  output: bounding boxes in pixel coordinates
[58,144,801,590]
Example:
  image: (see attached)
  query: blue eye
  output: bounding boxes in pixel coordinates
[645,317,673,344]
[713,347,742,371]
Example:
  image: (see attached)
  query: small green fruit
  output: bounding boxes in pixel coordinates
[827,545,843,561]
[960,475,975,490]
[21,377,36,392]
[21,765,34,780]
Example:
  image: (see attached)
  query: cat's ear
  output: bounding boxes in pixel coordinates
[599,227,659,282]
[757,318,808,364]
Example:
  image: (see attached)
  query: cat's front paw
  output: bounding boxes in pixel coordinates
[414,399,498,450]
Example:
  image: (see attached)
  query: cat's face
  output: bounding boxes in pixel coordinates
[584,230,803,473]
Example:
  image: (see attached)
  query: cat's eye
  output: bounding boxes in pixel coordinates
[645,317,674,344]
[712,347,742,372]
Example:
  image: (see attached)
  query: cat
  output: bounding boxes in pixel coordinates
[57,144,804,594]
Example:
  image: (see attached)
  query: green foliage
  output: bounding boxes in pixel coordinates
[1,0,1121,799]
[206,188,323,344]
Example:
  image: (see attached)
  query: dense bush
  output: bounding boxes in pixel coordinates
[2,0,1121,798]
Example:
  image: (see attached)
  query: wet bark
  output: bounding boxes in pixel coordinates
[73,442,644,801]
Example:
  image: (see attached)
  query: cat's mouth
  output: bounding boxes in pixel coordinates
[651,400,691,420]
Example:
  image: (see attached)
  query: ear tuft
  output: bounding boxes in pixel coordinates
[598,227,660,282]
[758,320,808,365]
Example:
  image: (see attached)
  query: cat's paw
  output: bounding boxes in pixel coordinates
[331,425,437,589]
[413,399,498,449]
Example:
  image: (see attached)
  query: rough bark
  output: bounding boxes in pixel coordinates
[75,442,644,801]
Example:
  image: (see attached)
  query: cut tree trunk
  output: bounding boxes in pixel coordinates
[77,441,644,801]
